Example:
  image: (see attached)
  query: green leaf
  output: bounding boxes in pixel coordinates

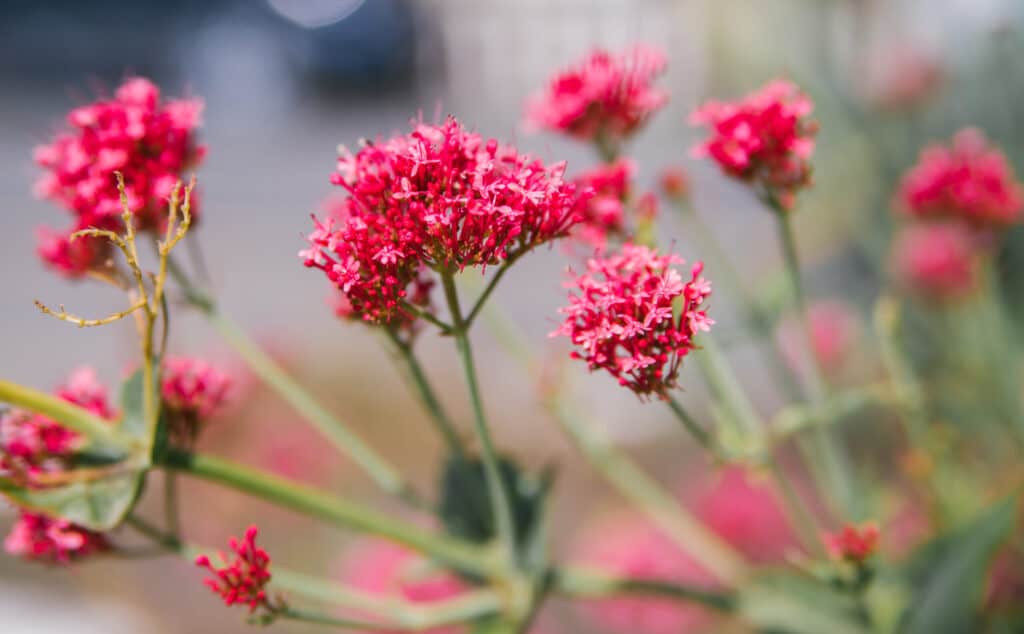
[438,455,554,563]
[0,369,158,531]
[900,495,1017,634]
[739,573,870,634]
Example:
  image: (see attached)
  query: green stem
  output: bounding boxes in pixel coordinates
[400,301,454,333]
[673,200,804,402]
[0,380,136,452]
[384,331,465,458]
[441,272,516,563]
[273,608,400,631]
[464,259,515,329]
[775,212,859,521]
[768,461,825,557]
[555,566,736,613]
[160,448,498,578]
[167,257,424,510]
[695,335,762,439]
[551,398,748,584]
[164,472,180,538]
[665,396,713,450]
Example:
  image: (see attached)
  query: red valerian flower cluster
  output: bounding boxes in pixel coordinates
[301,117,580,326]
[161,356,232,421]
[690,79,817,211]
[33,77,205,277]
[4,513,108,564]
[896,128,1023,229]
[892,222,979,301]
[571,158,635,249]
[0,368,115,563]
[824,523,880,564]
[196,526,275,613]
[161,356,233,445]
[525,44,668,143]
[551,243,713,398]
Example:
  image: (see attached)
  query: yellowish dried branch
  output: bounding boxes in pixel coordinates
[34,299,147,328]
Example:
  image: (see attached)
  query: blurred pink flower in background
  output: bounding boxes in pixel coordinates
[690,79,816,210]
[778,300,861,377]
[659,166,690,202]
[897,128,1023,229]
[570,512,717,634]
[824,523,879,564]
[338,538,469,634]
[689,466,798,564]
[4,513,108,564]
[892,222,980,301]
[161,356,233,421]
[525,44,668,143]
[861,46,945,111]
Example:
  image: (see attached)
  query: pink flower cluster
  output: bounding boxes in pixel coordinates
[690,79,816,210]
[690,467,798,565]
[4,513,108,564]
[571,513,716,634]
[824,523,880,564]
[552,243,713,397]
[0,367,114,482]
[161,356,232,421]
[1,368,115,563]
[339,538,468,634]
[33,77,205,277]
[301,117,580,326]
[892,222,979,301]
[571,158,635,249]
[779,301,861,377]
[196,526,274,613]
[897,128,1023,229]
[525,45,668,143]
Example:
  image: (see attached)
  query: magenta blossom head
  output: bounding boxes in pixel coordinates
[338,538,468,634]
[33,77,205,277]
[4,511,108,564]
[196,526,274,613]
[300,117,580,327]
[897,128,1023,229]
[690,466,798,564]
[161,356,232,421]
[570,512,717,634]
[551,243,713,398]
[525,44,668,143]
[892,222,980,301]
[570,158,635,249]
[690,79,816,211]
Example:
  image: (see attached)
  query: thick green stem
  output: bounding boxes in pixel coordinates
[551,398,748,585]
[385,332,465,458]
[775,212,860,521]
[556,566,736,612]
[164,473,180,537]
[441,273,516,562]
[160,448,497,578]
[166,257,424,510]
[464,259,517,329]
[767,461,826,557]
[665,396,713,450]
[0,380,136,452]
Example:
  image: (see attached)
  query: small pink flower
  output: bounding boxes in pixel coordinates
[861,46,945,111]
[552,243,712,398]
[690,79,816,211]
[196,526,274,613]
[338,538,468,634]
[570,513,717,634]
[659,166,690,201]
[570,158,634,249]
[4,511,108,564]
[824,523,879,564]
[779,301,860,376]
[302,117,579,326]
[525,44,668,143]
[897,128,1023,228]
[690,467,798,564]
[892,222,979,301]
[161,356,232,420]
